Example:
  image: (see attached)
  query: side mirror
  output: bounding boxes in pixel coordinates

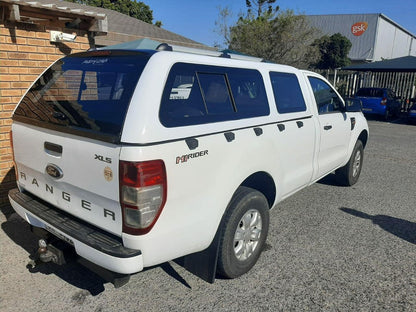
[344,98,362,112]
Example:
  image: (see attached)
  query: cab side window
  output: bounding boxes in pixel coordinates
[308,77,343,114]
[270,72,306,114]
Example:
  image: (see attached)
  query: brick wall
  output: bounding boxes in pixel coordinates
[0,21,92,208]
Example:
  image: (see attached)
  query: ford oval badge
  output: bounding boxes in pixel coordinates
[45,164,63,179]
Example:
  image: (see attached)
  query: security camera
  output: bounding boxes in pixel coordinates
[61,33,77,42]
[50,31,77,43]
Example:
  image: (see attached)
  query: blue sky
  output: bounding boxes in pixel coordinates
[145,0,416,47]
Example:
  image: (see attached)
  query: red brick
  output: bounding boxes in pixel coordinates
[7,52,28,60]
[28,68,43,75]
[2,104,16,111]
[0,125,11,134]
[0,154,12,161]
[29,53,47,60]
[39,61,53,67]
[17,45,35,53]
[15,29,35,37]
[47,54,61,61]
[11,82,31,88]
[19,60,38,67]
[5,37,27,45]
[37,47,56,54]
[0,74,19,81]
[19,75,38,82]
[36,32,51,39]
[0,97,12,104]
[8,67,29,74]
[1,44,18,52]
[1,60,19,66]
[1,89,22,97]
[27,38,46,46]
[0,28,11,35]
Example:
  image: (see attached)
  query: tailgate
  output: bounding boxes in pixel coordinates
[12,122,122,235]
[356,97,384,113]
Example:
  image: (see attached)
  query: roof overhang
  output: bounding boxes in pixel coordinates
[0,0,107,35]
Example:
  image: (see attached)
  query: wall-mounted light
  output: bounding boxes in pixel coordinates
[50,31,77,43]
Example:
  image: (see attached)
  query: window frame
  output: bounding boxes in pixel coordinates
[307,76,345,115]
[159,62,270,127]
[269,71,307,114]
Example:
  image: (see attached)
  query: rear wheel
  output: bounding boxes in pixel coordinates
[217,187,269,279]
[384,108,391,121]
[336,140,364,186]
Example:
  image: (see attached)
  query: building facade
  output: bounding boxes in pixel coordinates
[307,14,416,63]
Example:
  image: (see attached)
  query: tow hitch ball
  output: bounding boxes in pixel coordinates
[27,239,66,268]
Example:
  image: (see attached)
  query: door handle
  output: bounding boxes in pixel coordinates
[296,121,303,128]
[324,125,332,130]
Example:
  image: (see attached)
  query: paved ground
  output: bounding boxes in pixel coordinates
[1,119,415,312]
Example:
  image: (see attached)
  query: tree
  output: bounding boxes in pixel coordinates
[245,0,279,17]
[66,0,160,25]
[313,33,352,69]
[223,8,320,68]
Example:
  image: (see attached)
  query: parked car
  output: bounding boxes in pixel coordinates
[354,87,401,120]
[407,99,416,124]
[8,45,368,285]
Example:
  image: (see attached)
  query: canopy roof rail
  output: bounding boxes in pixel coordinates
[156,43,264,62]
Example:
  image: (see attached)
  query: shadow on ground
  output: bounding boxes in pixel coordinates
[340,207,416,245]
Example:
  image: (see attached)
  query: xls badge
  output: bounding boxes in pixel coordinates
[104,166,113,182]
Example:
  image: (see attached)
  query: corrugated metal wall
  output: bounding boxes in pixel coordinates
[307,14,416,62]
[374,18,416,61]
[307,14,379,61]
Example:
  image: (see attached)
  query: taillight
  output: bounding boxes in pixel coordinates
[119,160,167,235]
[381,98,387,105]
[9,130,18,181]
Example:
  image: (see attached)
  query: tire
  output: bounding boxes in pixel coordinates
[384,108,391,121]
[336,140,364,186]
[217,186,269,279]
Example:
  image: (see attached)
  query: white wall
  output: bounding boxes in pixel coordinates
[374,17,416,61]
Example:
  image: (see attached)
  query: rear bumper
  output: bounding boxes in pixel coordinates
[8,188,143,274]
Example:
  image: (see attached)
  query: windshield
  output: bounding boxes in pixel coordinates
[13,51,151,143]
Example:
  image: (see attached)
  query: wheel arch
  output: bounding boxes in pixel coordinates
[358,129,369,148]
[239,171,276,208]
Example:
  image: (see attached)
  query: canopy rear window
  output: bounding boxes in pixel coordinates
[13,51,151,143]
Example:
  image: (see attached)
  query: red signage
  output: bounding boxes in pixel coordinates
[351,22,368,36]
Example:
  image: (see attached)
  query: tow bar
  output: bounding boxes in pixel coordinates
[27,238,66,268]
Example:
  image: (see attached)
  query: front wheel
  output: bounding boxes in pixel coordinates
[336,140,364,186]
[217,187,269,279]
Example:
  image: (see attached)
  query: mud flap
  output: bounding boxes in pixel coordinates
[175,227,221,284]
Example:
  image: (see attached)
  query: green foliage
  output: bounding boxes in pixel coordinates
[245,0,279,17]
[313,33,352,69]
[227,9,319,68]
[66,0,155,24]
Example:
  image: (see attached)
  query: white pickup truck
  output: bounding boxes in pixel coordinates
[8,45,368,284]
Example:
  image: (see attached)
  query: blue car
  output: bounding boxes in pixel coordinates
[408,101,416,124]
[354,88,401,120]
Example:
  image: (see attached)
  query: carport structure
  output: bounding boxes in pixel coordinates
[335,56,416,111]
